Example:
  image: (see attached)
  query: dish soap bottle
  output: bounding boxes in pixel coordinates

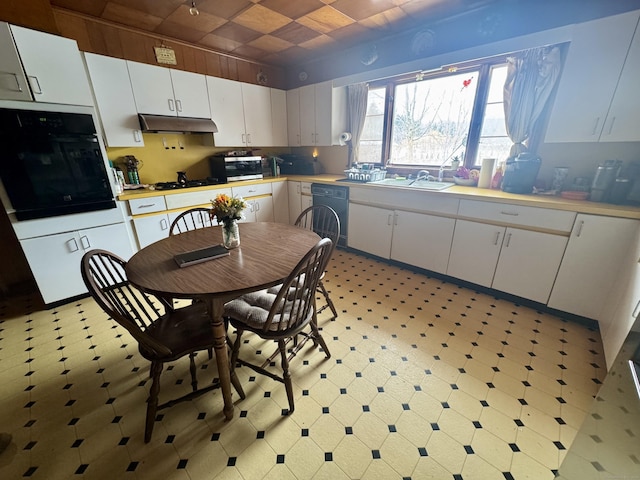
[491,162,504,189]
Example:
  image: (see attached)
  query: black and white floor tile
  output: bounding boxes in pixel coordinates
[0,250,606,479]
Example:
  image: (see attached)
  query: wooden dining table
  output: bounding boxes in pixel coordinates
[125,222,321,420]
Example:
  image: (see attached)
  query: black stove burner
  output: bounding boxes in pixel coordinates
[154,177,221,190]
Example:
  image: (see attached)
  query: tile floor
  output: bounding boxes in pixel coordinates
[0,249,606,479]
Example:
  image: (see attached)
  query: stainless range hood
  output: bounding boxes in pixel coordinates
[138,114,218,133]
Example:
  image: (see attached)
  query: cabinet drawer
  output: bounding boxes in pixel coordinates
[232,183,272,198]
[165,188,232,210]
[128,196,167,215]
[350,186,459,216]
[301,182,312,195]
[458,200,576,232]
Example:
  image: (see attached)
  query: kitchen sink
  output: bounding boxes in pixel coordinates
[369,178,453,191]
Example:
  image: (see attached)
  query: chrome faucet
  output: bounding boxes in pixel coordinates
[411,170,436,184]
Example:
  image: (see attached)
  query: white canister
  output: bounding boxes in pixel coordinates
[478,158,496,188]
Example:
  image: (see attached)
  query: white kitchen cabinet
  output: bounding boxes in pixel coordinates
[348,204,455,274]
[286,89,301,147]
[545,10,640,143]
[207,76,272,147]
[9,24,93,106]
[0,22,31,101]
[293,81,347,146]
[128,61,210,118]
[447,220,504,288]
[20,223,133,304]
[84,53,144,147]
[270,88,288,146]
[447,220,568,303]
[548,214,640,320]
[492,228,568,304]
[287,181,312,223]
[391,211,455,275]
[132,213,171,249]
[348,203,394,259]
[241,83,273,147]
[272,181,290,224]
[232,183,273,223]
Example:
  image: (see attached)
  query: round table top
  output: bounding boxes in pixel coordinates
[126,222,320,300]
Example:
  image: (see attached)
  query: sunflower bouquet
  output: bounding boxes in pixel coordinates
[210,193,246,226]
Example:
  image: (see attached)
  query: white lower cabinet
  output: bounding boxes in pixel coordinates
[348,204,455,275]
[348,203,394,258]
[20,223,133,304]
[548,214,640,320]
[242,197,274,223]
[287,181,312,224]
[447,220,568,303]
[447,220,503,288]
[272,181,289,224]
[492,228,568,304]
[133,213,171,249]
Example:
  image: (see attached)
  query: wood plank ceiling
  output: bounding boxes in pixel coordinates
[49,0,502,67]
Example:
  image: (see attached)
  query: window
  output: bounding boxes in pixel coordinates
[360,57,512,171]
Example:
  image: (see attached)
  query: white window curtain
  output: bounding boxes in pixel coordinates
[503,45,562,157]
[347,83,369,166]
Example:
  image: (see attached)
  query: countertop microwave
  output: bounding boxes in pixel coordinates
[208,155,263,183]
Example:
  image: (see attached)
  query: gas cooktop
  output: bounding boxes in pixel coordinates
[154,178,222,190]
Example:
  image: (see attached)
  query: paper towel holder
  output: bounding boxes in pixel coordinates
[339,132,352,146]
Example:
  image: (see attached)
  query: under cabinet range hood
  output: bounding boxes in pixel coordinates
[138,114,218,133]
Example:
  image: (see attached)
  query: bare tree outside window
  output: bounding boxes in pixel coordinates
[389,71,478,166]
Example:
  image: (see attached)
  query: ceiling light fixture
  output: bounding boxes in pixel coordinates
[189,0,200,16]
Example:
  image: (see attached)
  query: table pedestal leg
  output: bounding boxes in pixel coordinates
[209,298,234,420]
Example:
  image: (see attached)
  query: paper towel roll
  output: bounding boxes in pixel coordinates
[478,158,496,188]
[339,132,352,146]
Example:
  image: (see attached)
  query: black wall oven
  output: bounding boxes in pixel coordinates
[0,106,115,221]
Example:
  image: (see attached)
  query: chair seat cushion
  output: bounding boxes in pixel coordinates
[224,289,311,332]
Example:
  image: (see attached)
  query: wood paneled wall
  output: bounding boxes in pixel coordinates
[52,9,286,89]
[0,0,58,35]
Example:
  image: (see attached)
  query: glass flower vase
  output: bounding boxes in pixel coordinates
[221,219,240,249]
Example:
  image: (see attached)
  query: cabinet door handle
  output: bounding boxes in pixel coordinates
[255,202,260,212]
[168,98,175,111]
[80,235,90,250]
[387,214,393,226]
[160,218,168,230]
[1,72,23,92]
[500,211,519,216]
[175,99,183,112]
[493,231,501,246]
[27,75,42,94]
[67,238,79,252]
[137,204,156,209]
[606,116,616,135]
[591,117,601,136]
[504,232,512,248]
[575,220,584,237]
[247,133,251,144]
[242,133,246,144]
[394,213,398,226]
[633,299,640,319]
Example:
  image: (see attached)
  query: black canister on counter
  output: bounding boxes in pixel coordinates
[609,178,632,204]
[590,160,622,202]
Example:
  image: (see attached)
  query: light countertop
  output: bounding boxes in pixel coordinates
[117,174,640,220]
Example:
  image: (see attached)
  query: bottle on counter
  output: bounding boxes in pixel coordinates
[491,162,504,189]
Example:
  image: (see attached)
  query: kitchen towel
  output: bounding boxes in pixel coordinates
[478,158,496,188]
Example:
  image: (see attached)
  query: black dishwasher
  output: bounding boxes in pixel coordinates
[311,183,348,247]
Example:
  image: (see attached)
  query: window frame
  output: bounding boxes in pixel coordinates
[364,54,512,175]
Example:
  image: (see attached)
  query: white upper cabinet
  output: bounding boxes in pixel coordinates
[83,53,144,147]
[0,23,31,101]
[286,89,301,147]
[207,76,273,147]
[270,88,288,146]
[545,10,640,143]
[291,81,347,146]
[241,82,272,147]
[127,61,210,118]
[8,24,93,106]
